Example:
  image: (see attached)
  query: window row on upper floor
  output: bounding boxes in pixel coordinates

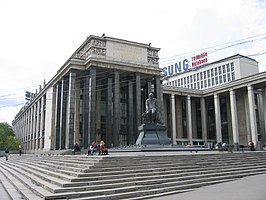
[164,62,235,89]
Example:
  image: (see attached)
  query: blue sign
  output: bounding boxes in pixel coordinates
[162,59,189,76]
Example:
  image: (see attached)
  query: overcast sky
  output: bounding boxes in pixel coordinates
[0,0,266,125]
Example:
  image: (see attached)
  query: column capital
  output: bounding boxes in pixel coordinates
[69,71,76,77]
[229,89,235,95]
[247,84,253,90]
[214,93,219,97]
[171,93,175,99]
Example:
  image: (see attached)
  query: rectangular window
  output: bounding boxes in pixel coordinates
[197,73,199,81]
[207,70,210,78]
[193,74,196,82]
[231,62,234,71]
[219,75,222,84]
[181,79,183,86]
[204,71,206,79]
[175,80,177,86]
[226,63,230,72]
[200,72,203,80]
[208,79,211,87]
[215,77,218,85]
[178,79,180,87]
[187,76,189,83]
[223,74,226,82]
[197,82,200,89]
[184,78,186,85]
[215,67,218,76]
[232,72,235,80]
[194,83,196,89]
[218,66,222,74]
[201,81,203,89]
[222,65,226,73]
[211,68,214,77]
[204,80,207,88]
[227,73,231,82]
[211,78,214,86]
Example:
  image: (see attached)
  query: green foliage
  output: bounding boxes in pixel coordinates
[0,122,21,150]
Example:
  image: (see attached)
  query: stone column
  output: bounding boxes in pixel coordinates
[32,104,36,150]
[74,79,80,146]
[82,68,97,149]
[66,71,76,149]
[247,85,258,148]
[55,83,61,150]
[244,91,251,142]
[229,89,239,150]
[262,87,266,145]
[128,80,134,145]
[26,110,29,150]
[187,96,193,145]
[59,78,67,149]
[200,97,208,147]
[30,105,33,150]
[257,91,264,150]
[171,94,177,145]
[88,68,97,147]
[214,94,222,143]
[176,97,183,139]
[113,70,120,146]
[36,100,40,149]
[40,96,45,149]
[135,73,141,127]
[106,78,113,147]
[83,71,89,148]
[154,75,164,123]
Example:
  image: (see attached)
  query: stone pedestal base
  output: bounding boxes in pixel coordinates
[136,123,170,146]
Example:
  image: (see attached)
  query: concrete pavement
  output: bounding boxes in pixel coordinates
[150,173,266,200]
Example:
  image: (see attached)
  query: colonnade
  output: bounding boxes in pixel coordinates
[53,68,163,150]
[168,85,266,149]
[12,93,46,151]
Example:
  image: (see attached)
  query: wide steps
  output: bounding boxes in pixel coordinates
[0,152,266,199]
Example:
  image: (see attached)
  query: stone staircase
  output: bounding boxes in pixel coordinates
[1,151,266,200]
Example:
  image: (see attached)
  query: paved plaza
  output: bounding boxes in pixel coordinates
[150,173,266,200]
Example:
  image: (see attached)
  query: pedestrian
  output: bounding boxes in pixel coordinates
[18,145,22,156]
[248,141,255,151]
[5,148,9,160]
[73,142,80,155]
[222,142,228,151]
[88,142,97,155]
[99,140,108,155]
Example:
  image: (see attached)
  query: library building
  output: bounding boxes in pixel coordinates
[12,36,266,152]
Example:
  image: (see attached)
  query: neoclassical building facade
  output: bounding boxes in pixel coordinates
[12,36,266,152]
[12,35,163,152]
[163,72,266,150]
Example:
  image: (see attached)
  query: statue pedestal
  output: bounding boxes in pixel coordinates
[136,123,170,146]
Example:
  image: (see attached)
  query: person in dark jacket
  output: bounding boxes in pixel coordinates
[5,148,9,160]
[18,145,22,156]
[73,142,80,155]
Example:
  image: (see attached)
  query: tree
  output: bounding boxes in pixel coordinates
[0,122,21,150]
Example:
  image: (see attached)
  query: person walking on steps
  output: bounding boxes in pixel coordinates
[5,148,9,160]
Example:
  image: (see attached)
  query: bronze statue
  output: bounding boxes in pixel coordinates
[143,93,161,124]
